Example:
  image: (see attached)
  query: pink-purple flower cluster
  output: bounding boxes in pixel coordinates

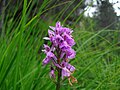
[42,22,77,85]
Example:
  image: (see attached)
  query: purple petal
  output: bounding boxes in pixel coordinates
[42,57,51,65]
[61,27,73,35]
[59,41,70,51]
[60,52,65,59]
[42,51,57,65]
[48,30,55,36]
[62,67,71,79]
[55,22,63,35]
[49,26,55,31]
[63,33,75,46]
[50,70,55,78]
[44,44,50,51]
[66,48,76,59]
[56,22,61,28]
[61,61,75,72]
[48,30,56,43]
[51,45,56,52]
[53,62,62,68]
[42,44,50,54]
[61,61,66,67]
[47,52,57,60]
[67,64,75,72]
[55,34,64,44]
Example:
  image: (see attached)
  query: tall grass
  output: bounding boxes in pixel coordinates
[0,0,120,90]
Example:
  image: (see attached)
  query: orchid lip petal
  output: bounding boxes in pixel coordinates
[50,68,55,78]
[42,57,51,65]
[56,22,61,28]
[49,26,55,31]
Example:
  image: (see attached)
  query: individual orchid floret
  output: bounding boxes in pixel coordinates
[61,27,73,35]
[55,34,64,44]
[50,66,56,78]
[42,44,50,54]
[42,22,77,88]
[63,32,75,46]
[42,45,57,65]
[43,57,51,65]
[59,41,70,51]
[66,48,76,59]
[61,61,75,79]
[48,30,55,42]
[54,61,77,86]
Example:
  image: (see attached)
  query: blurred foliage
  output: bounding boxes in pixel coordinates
[93,0,119,30]
[0,0,120,90]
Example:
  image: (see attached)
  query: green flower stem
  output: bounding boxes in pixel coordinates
[56,58,61,90]
[56,67,61,90]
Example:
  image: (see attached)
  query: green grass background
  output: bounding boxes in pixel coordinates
[0,0,120,90]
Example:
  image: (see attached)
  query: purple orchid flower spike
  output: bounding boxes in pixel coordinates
[42,22,77,89]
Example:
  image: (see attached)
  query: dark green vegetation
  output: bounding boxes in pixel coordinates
[0,0,120,90]
[94,0,119,30]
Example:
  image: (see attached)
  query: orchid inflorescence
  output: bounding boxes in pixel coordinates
[42,22,77,85]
